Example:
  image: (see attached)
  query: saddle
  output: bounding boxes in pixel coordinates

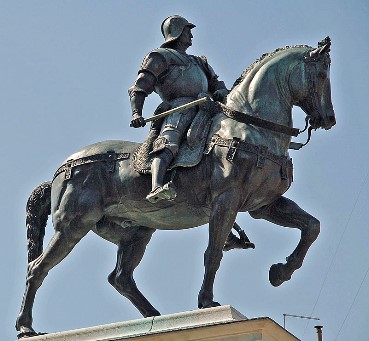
[132,107,213,174]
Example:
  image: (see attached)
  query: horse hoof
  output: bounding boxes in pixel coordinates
[17,331,47,339]
[198,300,221,309]
[269,263,291,287]
[145,309,161,317]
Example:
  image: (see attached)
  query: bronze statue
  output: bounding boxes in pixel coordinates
[16,15,335,338]
[129,15,246,251]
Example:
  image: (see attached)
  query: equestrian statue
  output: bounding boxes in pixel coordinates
[16,15,336,338]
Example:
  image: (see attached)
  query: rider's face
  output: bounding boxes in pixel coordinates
[178,26,193,49]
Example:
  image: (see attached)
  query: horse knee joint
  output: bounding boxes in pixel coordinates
[309,218,320,239]
[204,247,223,264]
[113,273,136,295]
[249,209,263,219]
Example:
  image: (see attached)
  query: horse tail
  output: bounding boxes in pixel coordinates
[26,181,52,263]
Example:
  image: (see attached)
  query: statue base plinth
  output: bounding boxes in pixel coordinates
[24,305,299,340]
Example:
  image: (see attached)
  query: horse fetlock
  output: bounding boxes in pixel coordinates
[15,314,33,333]
[17,330,47,339]
[285,255,303,270]
[143,308,161,318]
[198,289,216,308]
[198,299,221,309]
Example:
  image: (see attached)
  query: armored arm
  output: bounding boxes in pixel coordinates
[200,56,229,103]
[128,51,167,127]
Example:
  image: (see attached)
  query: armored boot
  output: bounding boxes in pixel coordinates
[146,149,177,203]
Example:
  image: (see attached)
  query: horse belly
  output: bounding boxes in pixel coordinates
[104,200,209,230]
[105,157,210,230]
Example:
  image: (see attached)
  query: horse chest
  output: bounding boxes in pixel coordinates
[212,147,292,211]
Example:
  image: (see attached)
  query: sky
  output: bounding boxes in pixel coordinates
[1,1,369,340]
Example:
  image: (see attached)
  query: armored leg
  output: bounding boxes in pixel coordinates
[146,148,176,203]
[147,107,196,203]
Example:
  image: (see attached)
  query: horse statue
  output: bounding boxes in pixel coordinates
[16,37,335,338]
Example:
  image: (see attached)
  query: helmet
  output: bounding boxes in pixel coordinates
[160,15,195,48]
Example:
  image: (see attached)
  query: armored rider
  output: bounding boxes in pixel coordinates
[129,15,229,203]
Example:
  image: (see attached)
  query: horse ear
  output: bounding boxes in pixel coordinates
[309,37,331,58]
[318,36,331,54]
[309,47,320,59]
[319,42,331,55]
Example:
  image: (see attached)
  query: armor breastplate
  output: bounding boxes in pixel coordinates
[155,53,208,101]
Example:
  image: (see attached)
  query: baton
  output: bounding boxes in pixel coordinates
[130,97,208,126]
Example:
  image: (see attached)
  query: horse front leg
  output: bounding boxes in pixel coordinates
[198,191,239,308]
[249,196,320,287]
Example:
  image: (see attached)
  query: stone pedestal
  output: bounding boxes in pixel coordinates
[25,305,299,341]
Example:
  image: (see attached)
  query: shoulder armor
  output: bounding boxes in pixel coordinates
[139,50,168,80]
[139,48,190,80]
[194,55,218,81]
[154,48,189,66]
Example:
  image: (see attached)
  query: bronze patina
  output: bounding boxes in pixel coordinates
[16,16,335,338]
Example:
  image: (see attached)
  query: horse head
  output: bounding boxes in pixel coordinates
[290,37,336,130]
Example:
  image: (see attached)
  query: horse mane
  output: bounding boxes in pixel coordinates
[231,44,312,90]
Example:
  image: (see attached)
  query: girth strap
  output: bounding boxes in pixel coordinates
[53,151,130,180]
[205,134,293,180]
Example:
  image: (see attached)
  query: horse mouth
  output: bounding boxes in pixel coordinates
[325,115,336,130]
[310,112,336,130]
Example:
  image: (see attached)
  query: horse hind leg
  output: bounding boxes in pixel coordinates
[107,225,160,317]
[249,196,320,287]
[16,184,103,337]
[16,227,90,337]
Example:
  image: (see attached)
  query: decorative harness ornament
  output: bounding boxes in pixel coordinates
[53,151,130,181]
[204,134,293,180]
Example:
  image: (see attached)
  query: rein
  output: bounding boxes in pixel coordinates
[217,46,331,151]
[216,102,313,150]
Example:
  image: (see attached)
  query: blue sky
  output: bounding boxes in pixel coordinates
[2,1,369,340]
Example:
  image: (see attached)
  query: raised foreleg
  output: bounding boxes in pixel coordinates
[249,196,320,287]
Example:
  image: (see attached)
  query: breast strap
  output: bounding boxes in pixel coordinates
[204,134,293,180]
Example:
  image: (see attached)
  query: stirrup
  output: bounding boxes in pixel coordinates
[146,183,177,203]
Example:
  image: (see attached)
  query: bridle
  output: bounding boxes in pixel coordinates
[219,48,330,151]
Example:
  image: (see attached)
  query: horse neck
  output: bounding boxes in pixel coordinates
[218,53,296,155]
